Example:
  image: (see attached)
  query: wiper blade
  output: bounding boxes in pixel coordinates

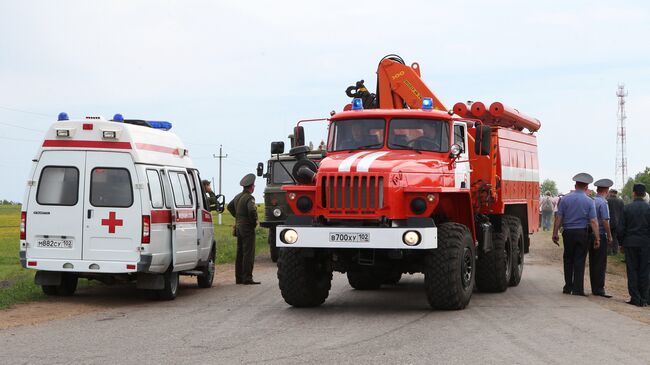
[391,143,421,153]
[354,143,382,150]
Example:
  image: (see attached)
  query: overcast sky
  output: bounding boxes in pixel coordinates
[1,0,649,202]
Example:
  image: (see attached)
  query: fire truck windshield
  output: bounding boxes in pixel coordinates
[330,118,385,151]
[388,118,450,153]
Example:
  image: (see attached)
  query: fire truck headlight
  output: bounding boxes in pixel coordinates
[410,198,427,215]
[296,196,313,213]
[403,231,421,246]
[281,229,298,244]
[288,193,297,200]
[450,143,462,158]
[427,194,436,202]
[273,208,282,218]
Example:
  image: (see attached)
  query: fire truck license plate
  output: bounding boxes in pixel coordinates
[329,232,369,243]
[36,239,73,249]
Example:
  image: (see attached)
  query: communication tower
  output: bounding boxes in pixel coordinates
[615,84,628,188]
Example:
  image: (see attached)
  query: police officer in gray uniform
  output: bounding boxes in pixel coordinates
[589,178,614,297]
[227,173,260,285]
[552,173,600,296]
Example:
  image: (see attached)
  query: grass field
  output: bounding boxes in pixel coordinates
[0,204,269,309]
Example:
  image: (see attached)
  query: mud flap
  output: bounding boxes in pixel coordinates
[136,273,165,290]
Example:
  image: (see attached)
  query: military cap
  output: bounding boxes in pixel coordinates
[201,179,211,185]
[240,173,256,187]
[572,173,594,184]
[633,183,646,194]
[594,178,613,188]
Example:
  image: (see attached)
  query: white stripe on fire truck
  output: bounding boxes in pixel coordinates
[356,151,389,172]
[338,151,371,172]
[501,166,540,182]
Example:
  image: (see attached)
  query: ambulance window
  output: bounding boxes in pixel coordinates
[169,171,193,207]
[146,169,164,209]
[36,166,79,206]
[90,168,133,207]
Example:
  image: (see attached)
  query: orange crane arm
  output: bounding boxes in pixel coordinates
[376,57,446,111]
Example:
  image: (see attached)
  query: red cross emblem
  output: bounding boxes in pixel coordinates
[101,211,124,234]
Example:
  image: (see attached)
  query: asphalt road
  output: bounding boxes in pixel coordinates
[1,251,650,364]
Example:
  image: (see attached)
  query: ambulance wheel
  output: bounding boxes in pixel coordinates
[42,285,59,296]
[269,229,279,263]
[505,215,524,287]
[158,270,179,300]
[476,217,512,293]
[347,270,382,290]
[197,246,216,288]
[57,273,78,296]
[424,222,475,310]
[277,248,332,307]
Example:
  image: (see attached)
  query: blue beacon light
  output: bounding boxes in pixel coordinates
[57,112,69,121]
[112,113,124,122]
[351,98,363,111]
[422,97,433,110]
[148,121,173,130]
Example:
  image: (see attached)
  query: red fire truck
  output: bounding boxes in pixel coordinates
[274,55,540,309]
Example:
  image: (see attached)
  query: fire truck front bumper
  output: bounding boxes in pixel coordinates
[276,226,437,249]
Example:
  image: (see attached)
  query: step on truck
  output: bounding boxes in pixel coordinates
[274,55,541,309]
[19,113,224,300]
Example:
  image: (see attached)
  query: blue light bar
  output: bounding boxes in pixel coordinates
[351,98,363,111]
[148,121,173,130]
[422,97,433,110]
[58,112,69,121]
[112,113,124,122]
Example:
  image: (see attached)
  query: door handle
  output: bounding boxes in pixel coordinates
[87,209,93,219]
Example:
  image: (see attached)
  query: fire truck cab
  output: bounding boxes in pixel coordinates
[19,113,220,300]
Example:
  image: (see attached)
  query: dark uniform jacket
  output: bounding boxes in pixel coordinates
[607,196,624,230]
[617,198,650,247]
[227,191,258,229]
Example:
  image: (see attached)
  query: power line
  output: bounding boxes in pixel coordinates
[0,136,40,142]
[0,106,53,119]
[0,121,46,133]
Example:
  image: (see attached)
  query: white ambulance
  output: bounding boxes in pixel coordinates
[19,113,222,300]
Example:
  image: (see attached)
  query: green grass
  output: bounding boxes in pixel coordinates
[0,204,270,309]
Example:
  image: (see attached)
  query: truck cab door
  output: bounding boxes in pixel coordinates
[164,169,198,271]
[453,122,470,189]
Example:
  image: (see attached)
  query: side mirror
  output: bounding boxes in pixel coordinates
[214,194,225,213]
[293,126,305,147]
[256,162,264,177]
[474,124,492,156]
[271,141,285,155]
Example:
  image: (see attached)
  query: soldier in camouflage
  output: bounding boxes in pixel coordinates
[227,173,260,285]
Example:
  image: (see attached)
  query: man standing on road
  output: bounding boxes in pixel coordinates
[607,189,624,255]
[540,191,554,231]
[227,173,260,285]
[553,173,600,296]
[589,179,614,298]
[617,183,650,307]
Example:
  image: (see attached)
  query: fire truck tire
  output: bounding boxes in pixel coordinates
[347,270,383,290]
[476,218,512,293]
[158,270,179,300]
[57,273,78,296]
[504,215,524,287]
[424,223,475,310]
[277,248,332,307]
[197,245,216,288]
[269,229,279,263]
[382,272,402,285]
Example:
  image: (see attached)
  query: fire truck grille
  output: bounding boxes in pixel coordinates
[321,175,384,210]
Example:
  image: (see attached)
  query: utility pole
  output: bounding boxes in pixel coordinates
[615,84,628,189]
[213,145,228,225]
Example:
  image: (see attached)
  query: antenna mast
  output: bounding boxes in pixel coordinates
[615,84,628,189]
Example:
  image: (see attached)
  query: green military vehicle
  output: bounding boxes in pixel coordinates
[257,138,325,262]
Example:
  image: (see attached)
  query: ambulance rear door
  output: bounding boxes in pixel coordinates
[26,151,86,260]
[82,151,142,263]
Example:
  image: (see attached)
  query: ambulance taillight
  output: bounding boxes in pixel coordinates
[142,215,151,244]
[20,211,26,240]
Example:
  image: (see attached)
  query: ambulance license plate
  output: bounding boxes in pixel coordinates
[329,232,369,243]
[36,239,73,249]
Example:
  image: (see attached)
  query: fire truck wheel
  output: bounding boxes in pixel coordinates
[57,273,78,296]
[269,229,279,263]
[382,271,402,285]
[424,223,475,310]
[347,270,383,290]
[476,218,512,293]
[158,270,179,300]
[505,215,524,287]
[277,248,332,307]
[197,245,216,288]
